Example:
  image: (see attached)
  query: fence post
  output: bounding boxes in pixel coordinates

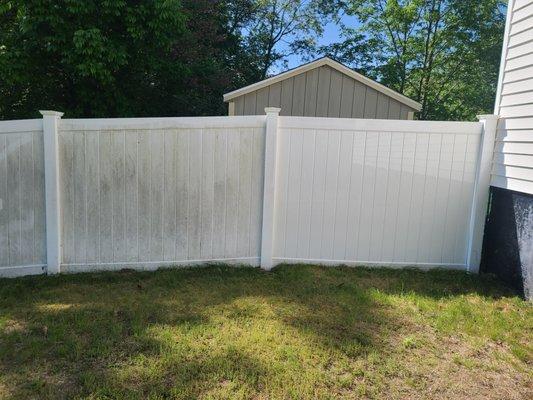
[467,114,499,273]
[40,110,64,275]
[260,107,281,270]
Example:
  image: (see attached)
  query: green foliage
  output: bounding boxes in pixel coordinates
[0,0,508,121]
[0,0,259,118]
[241,0,325,78]
[321,0,506,120]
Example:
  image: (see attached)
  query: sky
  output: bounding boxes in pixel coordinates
[274,14,359,73]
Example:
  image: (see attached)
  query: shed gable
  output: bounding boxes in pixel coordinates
[230,65,416,119]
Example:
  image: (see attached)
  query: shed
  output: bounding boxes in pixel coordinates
[223,57,422,119]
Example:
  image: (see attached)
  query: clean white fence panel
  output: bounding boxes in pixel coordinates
[381,132,403,262]
[58,117,265,271]
[453,135,479,263]
[321,130,342,259]
[345,133,366,260]
[273,117,482,268]
[441,134,468,264]
[404,134,429,263]
[417,134,442,263]
[332,132,354,259]
[392,132,417,261]
[284,129,303,258]
[296,131,316,258]
[273,127,290,256]
[357,131,379,261]
[308,131,329,259]
[433,134,456,262]
[0,120,46,276]
[369,132,391,260]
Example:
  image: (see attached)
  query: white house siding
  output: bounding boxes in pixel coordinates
[494,0,533,195]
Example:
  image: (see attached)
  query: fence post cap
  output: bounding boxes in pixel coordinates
[476,114,499,121]
[39,110,64,118]
[265,107,281,115]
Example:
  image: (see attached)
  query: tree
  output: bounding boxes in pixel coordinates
[0,0,262,119]
[320,0,506,120]
[242,0,324,79]
[171,0,260,116]
[0,0,185,118]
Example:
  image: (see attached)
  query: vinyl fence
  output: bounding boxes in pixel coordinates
[58,117,265,272]
[0,110,497,277]
[0,119,47,277]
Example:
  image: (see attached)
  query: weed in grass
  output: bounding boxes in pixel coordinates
[401,335,419,349]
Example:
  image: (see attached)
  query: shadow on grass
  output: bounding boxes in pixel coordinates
[0,264,522,399]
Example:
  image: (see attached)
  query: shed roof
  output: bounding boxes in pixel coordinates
[223,57,422,111]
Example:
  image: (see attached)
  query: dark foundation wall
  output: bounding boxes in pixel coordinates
[480,187,533,299]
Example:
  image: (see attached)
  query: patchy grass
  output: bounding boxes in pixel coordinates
[0,264,531,399]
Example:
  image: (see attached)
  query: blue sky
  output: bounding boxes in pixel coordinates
[273,14,359,73]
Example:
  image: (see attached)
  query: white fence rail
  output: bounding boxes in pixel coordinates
[0,111,497,277]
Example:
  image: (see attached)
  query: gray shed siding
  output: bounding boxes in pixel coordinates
[230,65,416,119]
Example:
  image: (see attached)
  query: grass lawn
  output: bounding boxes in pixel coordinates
[0,265,531,399]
